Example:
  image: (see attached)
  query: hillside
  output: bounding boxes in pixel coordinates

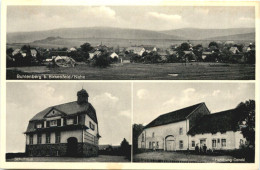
[161,28,255,40]
[7,27,184,43]
[204,32,255,41]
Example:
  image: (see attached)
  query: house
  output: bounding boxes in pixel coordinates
[24,89,101,157]
[110,52,119,59]
[138,103,246,151]
[188,109,246,150]
[30,49,37,57]
[89,50,102,59]
[229,47,240,54]
[142,46,157,53]
[183,51,197,61]
[157,51,168,61]
[12,49,21,56]
[138,103,210,151]
[202,52,212,60]
[126,47,146,56]
[50,51,68,59]
[67,47,77,52]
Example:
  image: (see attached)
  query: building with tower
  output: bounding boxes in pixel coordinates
[24,89,101,157]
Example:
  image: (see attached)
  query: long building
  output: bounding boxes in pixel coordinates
[138,103,246,151]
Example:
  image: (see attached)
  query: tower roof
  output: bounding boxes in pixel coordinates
[77,88,89,97]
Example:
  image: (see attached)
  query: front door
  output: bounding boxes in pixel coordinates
[67,137,78,156]
[166,140,175,151]
[200,139,206,148]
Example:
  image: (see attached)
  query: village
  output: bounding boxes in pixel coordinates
[6,39,255,69]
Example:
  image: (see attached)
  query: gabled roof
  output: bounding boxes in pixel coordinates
[188,109,240,135]
[30,101,97,123]
[144,103,204,129]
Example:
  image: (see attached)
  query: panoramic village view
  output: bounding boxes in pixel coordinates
[6,6,255,80]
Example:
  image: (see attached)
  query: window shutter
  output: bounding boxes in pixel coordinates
[64,118,67,125]
[34,123,37,129]
[57,119,61,126]
[46,121,50,127]
[73,117,77,124]
[41,122,44,128]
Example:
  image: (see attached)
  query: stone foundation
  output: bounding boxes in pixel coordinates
[26,142,98,157]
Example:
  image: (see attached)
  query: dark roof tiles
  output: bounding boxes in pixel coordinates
[144,103,204,129]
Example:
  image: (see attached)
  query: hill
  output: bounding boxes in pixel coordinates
[161,28,255,40]
[203,32,255,41]
[7,27,184,43]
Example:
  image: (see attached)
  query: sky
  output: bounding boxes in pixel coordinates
[133,83,255,126]
[7,6,255,32]
[6,82,131,153]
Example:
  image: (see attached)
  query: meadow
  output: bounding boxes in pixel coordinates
[6,62,255,80]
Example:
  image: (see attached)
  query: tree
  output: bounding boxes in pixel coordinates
[208,41,218,48]
[180,42,190,51]
[119,138,131,160]
[236,100,255,146]
[92,52,110,67]
[132,124,144,154]
[166,54,179,63]
[80,42,93,53]
[6,48,14,56]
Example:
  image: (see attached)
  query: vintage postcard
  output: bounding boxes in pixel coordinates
[0,0,259,169]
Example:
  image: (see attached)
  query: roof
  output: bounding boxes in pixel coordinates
[144,103,204,129]
[126,47,144,53]
[30,49,37,54]
[202,52,212,55]
[50,51,68,56]
[188,109,240,135]
[143,46,156,51]
[30,101,97,123]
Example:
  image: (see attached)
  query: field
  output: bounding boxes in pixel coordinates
[133,151,246,163]
[6,155,129,162]
[6,62,255,80]
[7,38,254,49]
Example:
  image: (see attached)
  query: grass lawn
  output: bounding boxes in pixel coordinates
[6,155,130,162]
[133,151,246,163]
[6,62,255,80]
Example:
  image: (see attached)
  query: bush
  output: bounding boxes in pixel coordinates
[92,52,110,68]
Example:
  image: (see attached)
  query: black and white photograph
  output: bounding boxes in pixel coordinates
[5,82,131,162]
[133,83,255,163]
[6,6,255,80]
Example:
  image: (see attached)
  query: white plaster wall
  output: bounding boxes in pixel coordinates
[85,114,98,136]
[60,130,83,143]
[138,120,189,150]
[189,131,246,150]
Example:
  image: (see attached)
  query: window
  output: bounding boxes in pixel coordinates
[89,121,95,130]
[46,133,51,144]
[217,139,220,143]
[212,139,216,148]
[67,118,74,125]
[156,142,159,149]
[50,120,57,127]
[37,134,42,144]
[240,139,244,145]
[36,123,42,129]
[29,135,33,145]
[192,141,195,147]
[152,132,155,138]
[179,140,183,149]
[179,128,183,135]
[221,139,226,147]
[55,132,61,143]
[142,133,145,142]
